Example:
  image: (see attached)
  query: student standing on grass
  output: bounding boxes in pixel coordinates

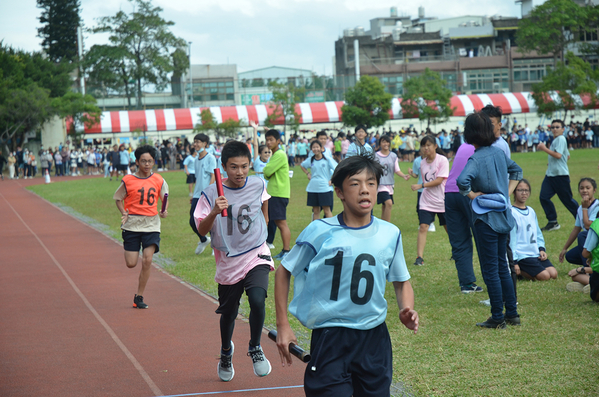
[113,145,168,309]
[183,148,197,197]
[274,154,418,397]
[300,140,338,220]
[347,124,374,157]
[375,135,410,222]
[510,179,557,281]
[263,129,291,260]
[191,134,215,255]
[457,112,522,329]
[561,178,599,292]
[195,141,274,382]
[410,135,449,266]
[408,149,436,232]
[536,119,579,231]
[250,121,271,186]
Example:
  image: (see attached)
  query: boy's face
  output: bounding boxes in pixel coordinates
[490,117,502,138]
[380,140,390,151]
[356,129,366,142]
[335,169,377,218]
[318,135,327,147]
[136,153,154,174]
[265,136,279,151]
[194,139,207,151]
[223,156,250,188]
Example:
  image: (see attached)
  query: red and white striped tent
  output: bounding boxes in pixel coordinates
[80,91,599,134]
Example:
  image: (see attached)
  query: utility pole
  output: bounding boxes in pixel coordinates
[188,41,193,107]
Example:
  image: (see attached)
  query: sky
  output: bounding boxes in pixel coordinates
[0,0,542,76]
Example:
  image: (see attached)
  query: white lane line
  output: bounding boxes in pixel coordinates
[0,192,164,397]
[156,385,304,396]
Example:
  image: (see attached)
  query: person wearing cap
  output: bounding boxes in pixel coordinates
[457,112,522,329]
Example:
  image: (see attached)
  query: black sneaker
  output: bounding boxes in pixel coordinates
[133,294,148,309]
[505,315,521,326]
[461,283,484,294]
[541,222,560,231]
[476,317,506,329]
[413,257,424,266]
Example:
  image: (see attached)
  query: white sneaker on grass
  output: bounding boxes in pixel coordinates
[248,345,271,377]
[218,341,234,382]
[195,237,211,255]
[428,223,436,232]
[267,243,275,250]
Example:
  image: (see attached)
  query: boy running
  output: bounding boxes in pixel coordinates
[195,141,274,382]
[275,154,418,396]
[113,145,169,309]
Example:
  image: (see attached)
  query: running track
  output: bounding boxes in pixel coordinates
[0,177,305,396]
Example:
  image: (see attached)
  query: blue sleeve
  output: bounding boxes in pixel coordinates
[584,229,599,252]
[387,233,410,283]
[281,241,316,277]
[509,223,518,257]
[208,156,217,174]
[457,158,477,195]
[506,158,523,181]
[301,157,311,169]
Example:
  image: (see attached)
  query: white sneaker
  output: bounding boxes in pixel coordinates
[479,299,491,307]
[195,237,211,255]
[218,341,235,382]
[248,345,271,377]
[267,243,275,250]
[428,223,436,232]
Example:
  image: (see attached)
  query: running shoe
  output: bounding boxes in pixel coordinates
[133,294,148,309]
[248,345,271,377]
[218,342,235,382]
[476,317,506,329]
[461,283,483,294]
[195,237,211,255]
[413,257,424,266]
[541,222,560,231]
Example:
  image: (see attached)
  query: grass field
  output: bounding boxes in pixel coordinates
[29,149,599,396]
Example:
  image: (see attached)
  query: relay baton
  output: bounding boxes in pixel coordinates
[161,193,168,213]
[267,330,311,363]
[214,168,228,217]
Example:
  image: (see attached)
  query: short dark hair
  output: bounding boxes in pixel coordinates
[355,124,367,134]
[310,140,323,150]
[579,177,597,191]
[265,129,280,141]
[480,104,503,120]
[464,112,495,147]
[316,130,328,138]
[194,133,210,145]
[134,145,157,161]
[221,140,251,166]
[331,154,383,190]
[379,135,391,145]
[551,119,565,128]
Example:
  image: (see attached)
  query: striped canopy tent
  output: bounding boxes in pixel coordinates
[77,91,599,134]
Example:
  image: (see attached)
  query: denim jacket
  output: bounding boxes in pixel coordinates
[457,146,523,234]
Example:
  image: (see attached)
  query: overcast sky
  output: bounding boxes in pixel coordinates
[1,0,544,75]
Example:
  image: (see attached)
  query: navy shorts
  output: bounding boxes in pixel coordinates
[305,322,392,397]
[186,173,196,184]
[418,209,446,226]
[122,230,160,254]
[516,257,554,277]
[307,191,333,207]
[216,264,270,315]
[117,164,128,172]
[377,191,394,205]
[268,196,289,221]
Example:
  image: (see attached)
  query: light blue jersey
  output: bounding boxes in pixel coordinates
[546,135,570,177]
[575,200,599,231]
[412,156,424,193]
[216,157,228,179]
[281,214,410,330]
[253,157,269,186]
[347,142,373,157]
[183,154,196,174]
[509,206,546,261]
[193,153,216,198]
[301,155,337,193]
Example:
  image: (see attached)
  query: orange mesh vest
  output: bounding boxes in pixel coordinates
[123,173,164,216]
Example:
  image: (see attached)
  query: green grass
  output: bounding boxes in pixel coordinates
[29,150,599,396]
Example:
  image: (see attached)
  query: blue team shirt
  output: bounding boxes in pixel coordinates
[575,200,599,231]
[253,157,269,186]
[300,155,337,193]
[183,154,196,174]
[193,153,217,198]
[509,206,546,261]
[281,214,410,330]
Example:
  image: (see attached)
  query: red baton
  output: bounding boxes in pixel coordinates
[161,193,168,213]
[214,168,228,217]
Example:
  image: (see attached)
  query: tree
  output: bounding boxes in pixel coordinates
[530,52,599,120]
[193,108,244,142]
[341,75,392,128]
[83,44,134,106]
[51,91,101,141]
[400,68,455,129]
[89,0,187,109]
[37,0,81,63]
[265,81,303,133]
[516,0,587,67]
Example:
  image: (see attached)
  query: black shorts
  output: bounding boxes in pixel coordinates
[268,196,289,221]
[377,191,394,205]
[305,322,392,397]
[516,257,554,277]
[307,191,333,207]
[122,230,160,254]
[418,209,446,226]
[117,164,128,172]
[186,174,196,184]
[216,264,270,315]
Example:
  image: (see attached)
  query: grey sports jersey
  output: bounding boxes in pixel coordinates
[376,151,398,186]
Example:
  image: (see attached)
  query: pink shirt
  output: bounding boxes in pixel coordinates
[418,154,449,213]
[194,184,274,285]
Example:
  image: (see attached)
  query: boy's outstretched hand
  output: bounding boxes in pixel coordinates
[399,307,419,334]
[276,324,298,367]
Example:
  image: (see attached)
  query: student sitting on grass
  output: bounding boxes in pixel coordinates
[581,218,599,301]
[510,179,557,281]
[375,135,410,222]
[195,141,274,382]
[300,140,338,220]
[275,154,418,397]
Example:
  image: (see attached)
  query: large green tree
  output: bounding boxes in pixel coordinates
[265,81,303,133]
[194,108,244,142]
[88,0,187,109]
[37,0,81,63]
[400,68,455,129]
[530,52,599,120]
[516,0,588,67]
[341,75,392,128]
